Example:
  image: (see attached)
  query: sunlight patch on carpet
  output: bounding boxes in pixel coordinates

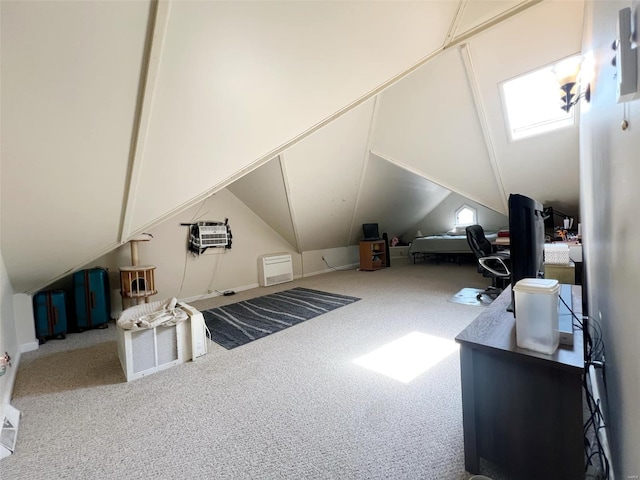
[448,287,494,307]
[353,332,459,383]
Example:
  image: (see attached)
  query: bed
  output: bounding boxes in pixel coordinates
[409,231,498,263]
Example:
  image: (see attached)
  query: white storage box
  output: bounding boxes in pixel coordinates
[544,244,570,265]
[116,299,207,381]
[513,278,560,355]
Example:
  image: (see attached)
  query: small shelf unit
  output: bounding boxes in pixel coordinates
[359,240,387,271]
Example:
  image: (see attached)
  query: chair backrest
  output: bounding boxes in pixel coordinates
[466,225,493,259]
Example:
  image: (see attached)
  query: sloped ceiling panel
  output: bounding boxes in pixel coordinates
[128,0,460,234]
[0,1,151,293]
[284,99,376,252]
[371,46,505,213]
[467,0,584,211]
[351,154,452,244]
[227,157,297,250]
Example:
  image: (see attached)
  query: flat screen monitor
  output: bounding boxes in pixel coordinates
[362,223,380,240]
[508,193,546,313]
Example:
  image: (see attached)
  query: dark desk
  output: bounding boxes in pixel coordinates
[455,285,584,480]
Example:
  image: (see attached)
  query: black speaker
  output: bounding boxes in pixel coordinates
[382,232,391,267]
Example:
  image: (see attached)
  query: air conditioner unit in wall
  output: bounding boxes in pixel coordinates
[198,225,230,248]
[258,253,293,287]
[116,301,207,382]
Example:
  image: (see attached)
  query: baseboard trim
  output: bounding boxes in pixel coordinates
[304,263,359,277]
[179,283,259,304]
[20,342,39,354]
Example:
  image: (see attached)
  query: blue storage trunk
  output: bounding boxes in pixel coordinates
[73,267,111,330]
[33,290,67,344]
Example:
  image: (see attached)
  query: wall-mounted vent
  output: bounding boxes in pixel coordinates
[258,253,293,287]
[199,225,230,248]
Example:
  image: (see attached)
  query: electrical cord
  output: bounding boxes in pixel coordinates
[322,256,338,271]
[560,297,610,479]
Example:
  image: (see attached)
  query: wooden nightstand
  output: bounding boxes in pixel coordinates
[359,240,387,271]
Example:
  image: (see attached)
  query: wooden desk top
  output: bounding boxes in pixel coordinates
[455,285,584,372]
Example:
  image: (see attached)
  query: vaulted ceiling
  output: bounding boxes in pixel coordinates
[1,0,584,293]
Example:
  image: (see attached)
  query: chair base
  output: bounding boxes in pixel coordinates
[476,286,503,300]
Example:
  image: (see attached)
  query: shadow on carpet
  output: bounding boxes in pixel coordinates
[202,287,361,349]
[448,288,495,307]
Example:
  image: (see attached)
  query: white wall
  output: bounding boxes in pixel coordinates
[227,157,297,250]
[85,188,355,317]
[0,0,152,293]
[284,98,375,251]
[352,153,451,244]
[581,1,640,476]
[407,191,508,240]
[372,46,505,213]
[0,253,18,423]
[87,188,298,315]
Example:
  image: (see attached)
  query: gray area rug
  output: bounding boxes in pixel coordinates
[202,287,361,349]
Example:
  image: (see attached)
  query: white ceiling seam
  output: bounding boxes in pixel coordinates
[443,0,469,48]
[445,0,543,49]
[120,0,172,244]
[459,43,508,213]
[278,154,301,254]
[348,96,381,245]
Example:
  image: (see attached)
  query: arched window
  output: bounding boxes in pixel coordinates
[455,204,477,226]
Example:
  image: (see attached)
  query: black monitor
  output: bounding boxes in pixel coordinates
[508,193,546,313]
[362,223,380,240]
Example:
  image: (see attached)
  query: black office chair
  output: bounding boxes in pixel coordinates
[466,225,511,300]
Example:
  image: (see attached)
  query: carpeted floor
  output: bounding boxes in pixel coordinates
[4,259,516,480]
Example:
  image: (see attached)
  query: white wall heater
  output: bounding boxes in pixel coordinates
[258,253,293,287]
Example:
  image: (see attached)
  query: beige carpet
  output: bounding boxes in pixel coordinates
[3,259,513,480]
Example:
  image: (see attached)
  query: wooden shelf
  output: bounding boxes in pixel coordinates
[359,240,387,271]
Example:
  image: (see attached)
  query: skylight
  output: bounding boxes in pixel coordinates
[501,60,577,141]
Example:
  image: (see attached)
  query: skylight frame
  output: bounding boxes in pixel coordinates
[500,56,581,142]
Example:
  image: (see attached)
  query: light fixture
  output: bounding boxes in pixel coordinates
[552,56,591,112]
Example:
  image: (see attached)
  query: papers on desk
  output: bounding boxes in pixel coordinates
[544,244,570,265]
[544,242,582,265]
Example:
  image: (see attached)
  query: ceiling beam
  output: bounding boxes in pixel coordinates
[459,43,508,213]
[445,0,543,50]
[119,0,172,244]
